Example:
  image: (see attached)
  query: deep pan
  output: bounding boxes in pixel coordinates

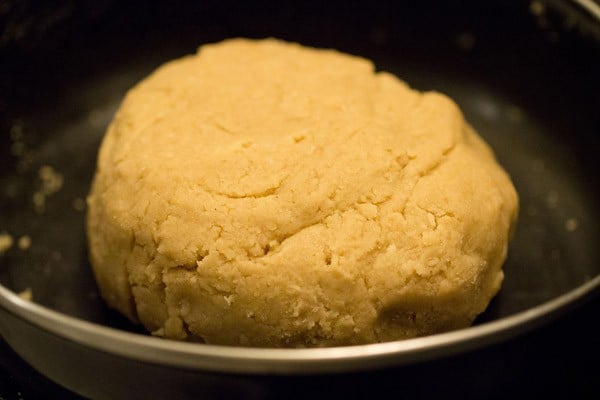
[0,1,598,398]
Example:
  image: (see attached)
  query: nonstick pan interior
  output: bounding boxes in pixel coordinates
[0,0,599,350]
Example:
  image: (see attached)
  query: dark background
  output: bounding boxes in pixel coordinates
[1,0,599,398]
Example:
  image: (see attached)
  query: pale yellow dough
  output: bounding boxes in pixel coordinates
[87,38,518,347]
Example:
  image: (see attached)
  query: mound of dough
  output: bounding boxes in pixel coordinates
[87,38,518,347]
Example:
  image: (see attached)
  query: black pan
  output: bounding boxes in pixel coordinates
[0,1,599,399]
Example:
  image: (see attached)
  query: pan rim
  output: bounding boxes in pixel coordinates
[0,276,598,374]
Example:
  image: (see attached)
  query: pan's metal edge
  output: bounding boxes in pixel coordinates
[573,0,600,19]
[0,275,598,374]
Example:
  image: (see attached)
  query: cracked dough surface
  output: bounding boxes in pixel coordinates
[87,38,518,347]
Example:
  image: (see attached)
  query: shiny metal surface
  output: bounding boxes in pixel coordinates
[0,277,598,374]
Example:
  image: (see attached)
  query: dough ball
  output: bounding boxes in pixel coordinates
[87,38,518,347]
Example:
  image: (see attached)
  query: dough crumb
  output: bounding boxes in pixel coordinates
[18,288,33,301]
[10,119,38,174]
[565,218,578,232]
[33,165,64,214]
[0,233,13,255]
[530,1,545,16]
[18,235,31,250]
[546,190,559,208]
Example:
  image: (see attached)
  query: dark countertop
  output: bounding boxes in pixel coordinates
[1,296,598,400]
